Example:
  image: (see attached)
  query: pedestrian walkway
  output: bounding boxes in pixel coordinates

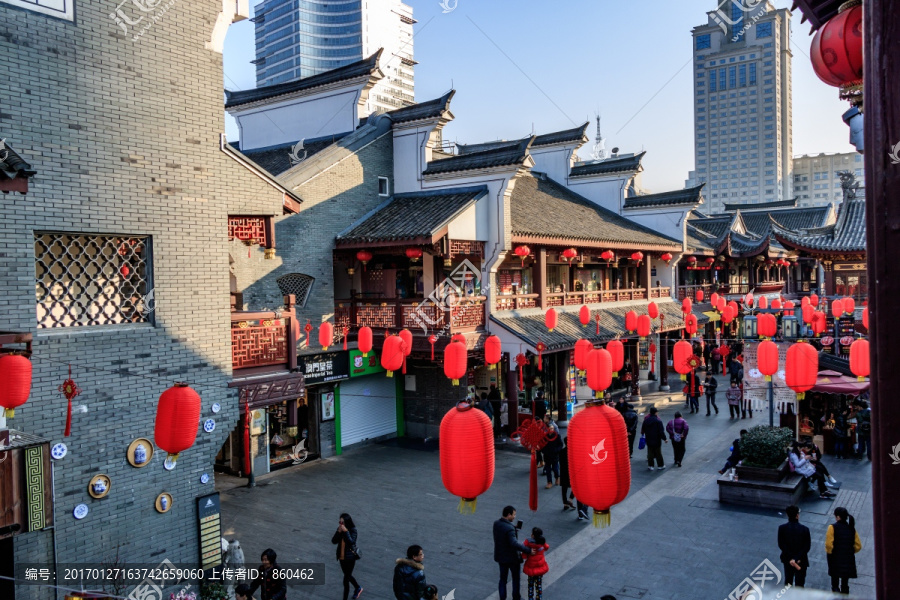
[217,398,874,600]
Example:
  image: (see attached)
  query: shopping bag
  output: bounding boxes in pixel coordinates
[638,435,646,450]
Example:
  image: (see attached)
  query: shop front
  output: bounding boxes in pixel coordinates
[336,349,400,452]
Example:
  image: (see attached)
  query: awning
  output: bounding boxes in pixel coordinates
[702,311,721,323]
[488,299,709,354]
[229,371,306,410]
[812,370,869,395]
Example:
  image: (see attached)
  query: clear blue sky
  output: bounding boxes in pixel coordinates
[223,0,853,193]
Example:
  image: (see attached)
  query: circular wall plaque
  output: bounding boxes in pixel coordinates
[204,419,216,433]
[126,438,154,468]
[211,402,221,414]
[155,492,173,513]
[51,443,68,460]
[73,504,89,519]
[200,473,210,484]
[88,474,111,499]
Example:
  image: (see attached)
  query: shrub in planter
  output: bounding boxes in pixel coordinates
[740,426,793,468]
[199,582,228,600]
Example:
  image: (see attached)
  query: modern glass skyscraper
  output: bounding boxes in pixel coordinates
[253,0,415,114]
[691,1,793,213]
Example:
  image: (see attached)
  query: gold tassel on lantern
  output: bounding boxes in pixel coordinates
[458,497,478,514]
[592,509,611,529]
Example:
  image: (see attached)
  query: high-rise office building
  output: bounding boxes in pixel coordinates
[793,152,865,206]
[691,1,793,214]
[253,0,415,114]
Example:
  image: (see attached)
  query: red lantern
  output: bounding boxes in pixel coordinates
[758,296,769,310]
[722,306,736,324]
[319,321,334,350]
[850,339,870,382]
[631,251,644,265]
[586,348,612,397]
[0,354,32,417]
[810,3,863,91]
[515,353,528,390]
[562,248,579,263]
[801,296,810,307]
[802,304,815,325]
[381,335,406,377]
[810,293,820,308]
[440,402,495,513]
[624,310,638,333]
[704,257,715,265]
[716,297,726,314]
[710,292,720,307]
[120,264,130,278]
[545,308,558,332]
[514,245,531,267]
[686,256,697,265]
[830,299,842,319]
[757,341,779,382]
[784,300,795,315]
[428,334,437,361]
[358,326,373,357]
[812,311,828,336]
[567,404,631,528]
[154,383,201,469]
[786,342,818,399]
[695,289,704,303]
[863,307,869,330]
[405,247,423,262]
[673,340,693,381]
[579,305,591,327]
[637,314,651,339]
[452,333,467,345]
[842,297,856,315]
[771,298,782,310]
[443,341,467,385]
[660,252,673,264]
[648,302,659,319]
[574,339,593,373]
[485,335,502,366]
[682,298,692,315]
[745,292,754,307]
[758,313,777,338]
[606,340,624,378]
[356,250,373,271]
[601,250,615,264]
[728,300,739,314]
[399,328,413,374]
[684,314,698,336]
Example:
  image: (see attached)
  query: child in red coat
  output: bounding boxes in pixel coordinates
[522,527,549,600]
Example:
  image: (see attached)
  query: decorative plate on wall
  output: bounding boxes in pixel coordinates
[155,492,173,513]
[200,473,210,484]
[126,438,154,468]
[88,474,111,499]
[204,419,216,433]
[51,443,68,460]
[211,403,221,414]
[73,504,89,520]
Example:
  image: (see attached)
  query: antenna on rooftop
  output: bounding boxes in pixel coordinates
[591,113,607,161]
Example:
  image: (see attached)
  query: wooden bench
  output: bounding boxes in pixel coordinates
[717,473,807,509]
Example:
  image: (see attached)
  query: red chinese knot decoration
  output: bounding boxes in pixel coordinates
[428,334,438,361]
[535,342,547,370]
[440,402,495,513]
[511,414,557,512]
[57,365,81,437]
[515,353,528,391]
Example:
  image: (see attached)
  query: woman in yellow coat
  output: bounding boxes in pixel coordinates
[825,506,862,595]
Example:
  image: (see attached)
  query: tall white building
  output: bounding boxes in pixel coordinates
[691,1,793,213]
[253,0,415,115]
[793,152,865,206]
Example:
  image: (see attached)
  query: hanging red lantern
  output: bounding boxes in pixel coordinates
[810,3,863,95]
[722,306,736,324]
[728,300,739,314]
[399,328,413,374]
[568,404,631,528]
[810,293,820,308]
[624,310,638,333]
[606,340,624,378]
[758,313,777,338]
[381,335,406,378]
[660,252,673,265]
[757,341,779,382]
[440,402,495,513]
[154,382,202,469]
[637,315,651,340]
[515,353,528,390]
[786,342,818,400]
[842,297,856,315]
[595,313,601,335]
[535,342,546,370]
[716,297,726,314]
[574,339,593,373]
[772,298,782,310]
[579,305,591,327]
[684,313,698,336]
[850,339,870,382]
[784,300,795,315]
[682,297,692,315]
[485,335,502,366]
[562,248,579,263]
[862,307,869,330]
[514,245,531,267]
[717,344,731,376]
[428,334,438,361]
[831,299,843,319]
[648,301,659,319]
[405,247,423,262]
[695,289,704,303]
[452,333,467,345]
[120,264,131,278]
[631,251,644,266]
[319,321,334,350]
[801,296,811,307]
[358,326,373,357]
[586,348,612,398]
[710,292,720,307]
[0,354,32,418]
[704,257,715,265]
[745,292,754,307]
[601,250,615,264]
[758,296,769,310]
[443,341,468,385]
[545,308,558,332]
[686,256,697,265]
[356,250,373,271]
[812,311,828,336]
[673,340,693,381]
[802,304,815,325]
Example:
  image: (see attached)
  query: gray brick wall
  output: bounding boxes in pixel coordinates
[0,2,287,595]
[403,361,468,439]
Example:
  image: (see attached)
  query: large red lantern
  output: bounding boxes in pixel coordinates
[444,341,468,385]
[440,402,495,513]
[579,305,591,327]
[758,296,769,310]
[686,256,697,265]
[601,250,615,264]
[0,354,32,417]
[673,340,693,381]
[850,339,870,382]
[574,339,593,373]
[831,299,844,319]
[682,298,692,315]
[586,348,612,397]
[625,310,638,333]
[452,333,467,345]
[562,248,579,263]
[514,245,531,267]
[772,298,782,310]
[810,3,863,94]
[802,304,815,325]
[399,328,413,374]
[648,301,659,319]
[684,313,698,336]
[154,383,202,469]
[863,307,869,330]
[660,252,673,264]
[758,313,777,339]
[319,321,334,350]
[356,250,373,271]
[710,292,720,307]
[842,297,856,315]
[757,341,779,382]
[812,311,828,336]
[810,294,820,308]
[405,247,423,262]
[786,342,818,400]
[722,306,736,324]
[381,335,406,377]
[716,297,727,314]
[784,300,795,315]
[545,308,558,332]
[358,326,373,357]
[728,300,739,314]
[568,404,631,527]
[695,289,704,303]
[606,340,624,378]
[637,315,651,339]
[485,335,502,366]
[631,251,644,266]
[801,296,811,307]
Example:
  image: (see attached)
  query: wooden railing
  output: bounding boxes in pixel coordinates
[493,288,671,311]
[334,297,486,331]
[231,295,298,371]
[494,294,539,311]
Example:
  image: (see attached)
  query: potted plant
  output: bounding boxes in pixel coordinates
[736,426,793,482]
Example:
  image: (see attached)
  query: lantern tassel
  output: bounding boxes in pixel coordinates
[5,408,13,418]
[458,498,478,515]
[64,399,72,437]
[765,375,772,382]
[403,357,407,375]
[519,366,524,391]
[858,376,864,382]
[529,452,538,512]
[243,399,252,476]
[592,509,611,529]
[452,378,459,386]
[387,371,394,378]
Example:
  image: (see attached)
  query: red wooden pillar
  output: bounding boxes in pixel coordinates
[536,248,547,310]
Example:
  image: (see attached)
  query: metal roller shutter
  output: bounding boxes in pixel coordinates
[339,376,397,448]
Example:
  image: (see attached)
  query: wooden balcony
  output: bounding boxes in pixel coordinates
[335,297,486,333]
[231,295,298,373]
[492,288,670,312]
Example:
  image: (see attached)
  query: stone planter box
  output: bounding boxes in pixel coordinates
[718,473,806,509]
[736,458,790,483]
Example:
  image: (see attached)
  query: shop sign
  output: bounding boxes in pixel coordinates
[834,263,866,271]
[298,351,350,385]
[349,350,385,377]
[197,493,223,570]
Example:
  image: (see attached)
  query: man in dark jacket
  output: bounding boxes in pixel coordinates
[393,545,426,600]
[493,505,534,600]
[621,403,639,458]
[640,406,667,471]
[247,548,287,600]
[704,373,719,416]
[778,505,811,587]
[488,384,502,433]
[719,429,747,474]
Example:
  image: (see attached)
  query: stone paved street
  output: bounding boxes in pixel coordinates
[218,392,874,600]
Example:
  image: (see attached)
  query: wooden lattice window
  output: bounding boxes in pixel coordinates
[229,216,269,246]
[276,273,315,308]
[34,233,152,328]
[450,240,485,257]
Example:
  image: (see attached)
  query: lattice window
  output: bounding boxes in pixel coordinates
[34,233,152,329]
[449,240,485,257]
[228,216,268,246]
[276,273,315,308]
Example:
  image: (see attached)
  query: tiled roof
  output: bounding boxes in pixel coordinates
[456,140,520,156]
[424,138,533,175]
[774,197,866,253]
[686,214,734,242]
[490,301,709,351]
[723,198,797,211]
[509,174,680,248]
[376,90,455,124]
[0,141,36,181]
[685,225,718,253]
[791,0,844,31]
[230,134,351,176]
[739,206,832,233]
[336,186,488,244]
[225,50,383,109]
[624,185,704,209]
[532,122,590,147]
[569,152,645,177]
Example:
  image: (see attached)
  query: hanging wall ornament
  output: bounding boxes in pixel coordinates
[304,321,313,348]
[57,365,82,438]
[342,326,349,351]
[510,414,556,512]
[515,353,528,391]
[595,313,601,335]
[428,334,437,361]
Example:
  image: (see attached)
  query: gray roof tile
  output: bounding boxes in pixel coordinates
[363,90,455,125]
[624,185,705,209]
[570,152,645,177]
[0,141,36,181]
[230,134,351,176]
[532,122,590,147]
[424,138,533,175]
[774,197,866,253]
[723,198,797,211]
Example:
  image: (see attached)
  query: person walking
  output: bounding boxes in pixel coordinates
[641,406,667,471]
[622,403,639,458]
[477,392,494,422]
[493,506,534,600]
[826,507,862,595]
[488,384,502,434]
[854,400,872,460]
[332,513,363,600]
[686,370,701,414]
[558,437,576,511]
[666,412,690,467]
[246,548,287,600]
[541,414,562,489]
[778,505,811,588]
[393,545,426,600]
[522,528,549,600]
[725,379,742,419]
[704,373,719,416]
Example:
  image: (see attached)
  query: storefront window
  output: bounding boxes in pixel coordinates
[835,272,867,300]
[268,399,306,469]
[547,265,567,293]
[574,268,605,292]
[498,269,532,294]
